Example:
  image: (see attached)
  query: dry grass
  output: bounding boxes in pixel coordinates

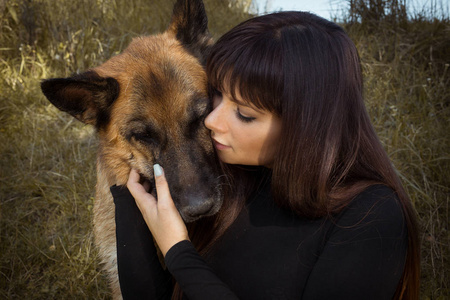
[0,0,448,299]
[344,15,449,299]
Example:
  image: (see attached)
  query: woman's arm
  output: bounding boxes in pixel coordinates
[127,166,238,300]
[112,185,173,299]
[164,240,239,300]
[302,185,408,299]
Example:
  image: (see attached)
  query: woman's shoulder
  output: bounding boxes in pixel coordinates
[347,184,401,213]
[333,184,405,230]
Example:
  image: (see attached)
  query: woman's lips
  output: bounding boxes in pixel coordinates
[212,139,231,150]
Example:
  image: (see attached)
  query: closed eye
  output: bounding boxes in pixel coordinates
[132,132,158,145]
[236,108,256,123]
[126,121,160,145]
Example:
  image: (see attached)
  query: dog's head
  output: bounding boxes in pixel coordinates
[41,0,222,222]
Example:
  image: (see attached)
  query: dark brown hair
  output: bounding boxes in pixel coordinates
[175,11,420,300]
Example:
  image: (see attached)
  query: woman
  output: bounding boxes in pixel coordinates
[112,11,420,299]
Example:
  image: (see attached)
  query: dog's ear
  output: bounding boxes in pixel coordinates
[41,70,119,127]
[168,0,213,65]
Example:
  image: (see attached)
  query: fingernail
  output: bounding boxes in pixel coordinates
[153,164,163,177]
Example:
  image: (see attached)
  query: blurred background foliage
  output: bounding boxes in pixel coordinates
[0,0,448,298]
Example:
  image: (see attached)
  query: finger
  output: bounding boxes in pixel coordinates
[153,164,175,207]
[127,169,146,195]
[127,168,141,185]
[127,169,156,208]
[127,169,147,194]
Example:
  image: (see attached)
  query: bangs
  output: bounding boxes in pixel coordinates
[206,22,283,115]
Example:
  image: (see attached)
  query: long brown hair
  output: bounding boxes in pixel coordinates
[175,11,420,299]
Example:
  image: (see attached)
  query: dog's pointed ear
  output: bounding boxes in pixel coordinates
[41,70,119,127]
[168,0,213,65]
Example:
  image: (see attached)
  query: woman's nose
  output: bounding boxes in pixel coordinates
[205,104,226,134]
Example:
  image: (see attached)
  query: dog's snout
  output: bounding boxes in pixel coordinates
[179,196,216,222]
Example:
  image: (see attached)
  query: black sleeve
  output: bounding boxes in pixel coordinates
[112,185,173,300]
[302,185,408,299]
[165,240,239,300]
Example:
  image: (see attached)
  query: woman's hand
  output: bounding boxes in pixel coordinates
[127,165,189,257]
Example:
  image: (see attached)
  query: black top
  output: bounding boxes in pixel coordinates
[112,184,407,300]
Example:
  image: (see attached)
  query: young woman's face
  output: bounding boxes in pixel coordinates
[204,88,281,167]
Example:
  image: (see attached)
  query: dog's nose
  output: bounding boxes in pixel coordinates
[179,197,215,222]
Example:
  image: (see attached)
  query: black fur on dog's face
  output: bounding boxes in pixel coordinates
[40,0,223,222]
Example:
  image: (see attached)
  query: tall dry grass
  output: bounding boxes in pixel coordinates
[0,0,448,299]
[340,4,449,297]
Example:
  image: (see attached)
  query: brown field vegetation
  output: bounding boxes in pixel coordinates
[0,0,448,298]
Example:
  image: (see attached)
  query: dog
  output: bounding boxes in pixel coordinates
[40,0,221,297]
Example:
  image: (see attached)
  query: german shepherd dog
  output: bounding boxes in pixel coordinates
[41,0,221,297]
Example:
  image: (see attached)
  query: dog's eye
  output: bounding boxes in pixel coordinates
[126,120,161,145]
[132,132,158,145]
[129,125,160,145]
